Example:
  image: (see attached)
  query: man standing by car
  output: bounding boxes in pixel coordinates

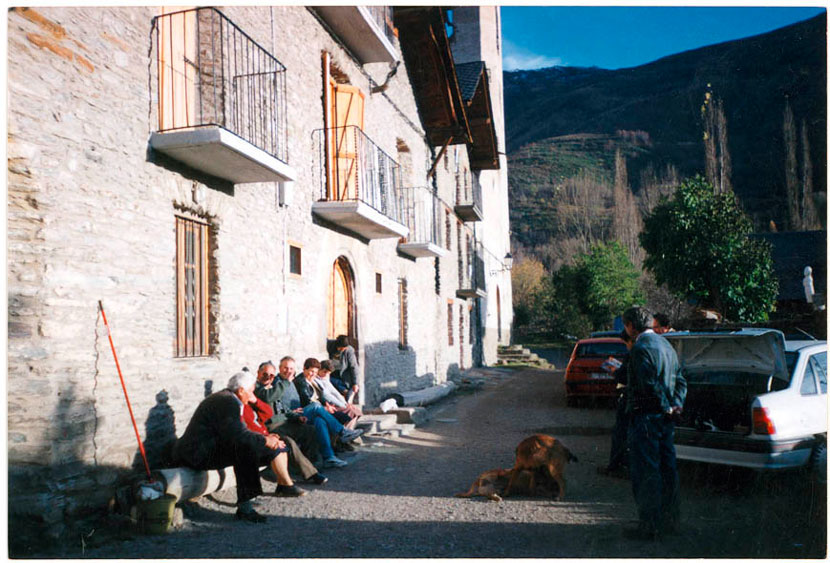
[622,306,687,540]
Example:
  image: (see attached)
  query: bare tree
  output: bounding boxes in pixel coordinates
[702,87,732,193]
[800,119,820,230]
[783,99,801,230]
[612,149,644,266]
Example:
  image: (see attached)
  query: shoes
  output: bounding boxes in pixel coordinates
[235,503,267,523]
[274,484,307,497]
[305,473,328,485]
[339,428,364,444]
[334,441,356,453]
[323,456,348,468]
[623,524,660,541]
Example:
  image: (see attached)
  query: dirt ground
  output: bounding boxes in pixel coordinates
[78,366,826,558]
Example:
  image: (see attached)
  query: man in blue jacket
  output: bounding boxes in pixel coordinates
[622,306,687,540]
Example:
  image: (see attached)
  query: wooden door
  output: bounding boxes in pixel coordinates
[327,81,364,200]
[158,7,196,131]
[328,257,354,341]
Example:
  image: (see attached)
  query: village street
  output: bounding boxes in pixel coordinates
[83,366,825,559]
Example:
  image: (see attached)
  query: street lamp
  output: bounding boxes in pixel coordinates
[489,252,513,276]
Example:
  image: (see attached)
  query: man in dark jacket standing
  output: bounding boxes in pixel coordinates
[172,371,291,523]
[622,306,687,540]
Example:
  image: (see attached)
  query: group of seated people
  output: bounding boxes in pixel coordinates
[171,337,365,523]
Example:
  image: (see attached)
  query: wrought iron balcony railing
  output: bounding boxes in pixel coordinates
[398,187,445,257]
[313,125,404,227]
[400,187,440,245]
[457,235,487,299]
[363,6,397,44]
[151,8,288,165]
[455,169,483,222]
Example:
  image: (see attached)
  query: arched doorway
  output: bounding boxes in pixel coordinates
[328,256,357,350]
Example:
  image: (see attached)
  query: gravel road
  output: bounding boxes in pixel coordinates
[82,366,826,558]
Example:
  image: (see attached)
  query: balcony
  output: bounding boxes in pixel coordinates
[454,170,483,222]
[398,187,447,259]
[149,8,296,185]
[457,240,487,299]
[314,6,398,64]
[312,126,408,240]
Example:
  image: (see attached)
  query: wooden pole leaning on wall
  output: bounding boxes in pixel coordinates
[427,136,453,180]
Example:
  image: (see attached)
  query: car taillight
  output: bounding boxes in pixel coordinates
[752,407,776,435]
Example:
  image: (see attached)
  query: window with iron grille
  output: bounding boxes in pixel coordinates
[289,245,302,275]
[176,215,210,357]
[447,302,454,346]
[398,278,408,348]
[445,210,452,250]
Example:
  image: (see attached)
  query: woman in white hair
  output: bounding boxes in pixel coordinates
[172,371,303,523]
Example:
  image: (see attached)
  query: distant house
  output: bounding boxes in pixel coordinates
[752,231,827,305]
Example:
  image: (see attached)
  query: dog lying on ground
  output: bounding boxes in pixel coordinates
[505,434,578,501]
[456,434,577,502]
[454,467,559,502]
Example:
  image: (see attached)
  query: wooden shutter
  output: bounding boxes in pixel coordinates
[176,215,209,357]
[158,7,196,131]
[326,80,365,201]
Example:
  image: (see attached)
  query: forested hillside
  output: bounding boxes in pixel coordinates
[505,13,826,269]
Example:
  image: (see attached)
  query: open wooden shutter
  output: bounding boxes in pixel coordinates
[327,81,364,200]
[328,259,351,339]
[158,7,197,131]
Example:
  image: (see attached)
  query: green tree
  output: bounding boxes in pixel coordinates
[640,175,778,322]
[552,241,644,335]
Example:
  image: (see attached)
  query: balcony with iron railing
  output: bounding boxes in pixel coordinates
[314,6,398,64]
[457,239,487,299]
[397,187,447,258]
[312,125,408,240]
[149,8,296,184]
[454,170,483,222]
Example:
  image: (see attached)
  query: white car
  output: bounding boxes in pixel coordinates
[664,329,827,481]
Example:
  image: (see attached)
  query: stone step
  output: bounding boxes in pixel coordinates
[356,414,399,435]
[363,406,428,426]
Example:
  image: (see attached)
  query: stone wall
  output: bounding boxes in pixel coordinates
[7,6,512,547]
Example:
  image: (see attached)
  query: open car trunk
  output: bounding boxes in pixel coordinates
[665,330,790,435]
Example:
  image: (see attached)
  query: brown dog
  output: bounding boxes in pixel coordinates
[504,434,578,500]
[455,467,560,501]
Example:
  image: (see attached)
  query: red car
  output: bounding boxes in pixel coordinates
[564,337,628,406]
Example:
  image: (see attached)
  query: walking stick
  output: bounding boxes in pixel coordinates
[98,300,153,482]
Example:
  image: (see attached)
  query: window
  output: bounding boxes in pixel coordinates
[376,272,383,294]
[459,303,465,369]
[447,302,454,346]
[176,215,210,357]
[800,364,818,395]
[812,352,827,394]
[289,245,302,275]
[398,278,408,348]
[445,210,452,251]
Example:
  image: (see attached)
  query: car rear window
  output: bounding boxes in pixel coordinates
[576,342,628,358]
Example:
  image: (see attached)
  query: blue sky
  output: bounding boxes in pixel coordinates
[501,6,826,71]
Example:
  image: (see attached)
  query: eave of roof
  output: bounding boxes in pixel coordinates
[395,7,470,147]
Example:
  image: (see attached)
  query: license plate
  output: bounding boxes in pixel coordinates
[591,372,613,380]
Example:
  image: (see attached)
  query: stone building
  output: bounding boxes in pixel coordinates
[7,5,513,544]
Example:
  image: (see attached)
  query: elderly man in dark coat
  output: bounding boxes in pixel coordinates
[172,371,295,522]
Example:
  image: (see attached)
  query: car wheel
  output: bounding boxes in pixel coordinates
[809,439,827,486]
[566,395,577,408]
